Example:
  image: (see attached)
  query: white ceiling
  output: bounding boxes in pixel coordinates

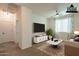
[17,3,79,18]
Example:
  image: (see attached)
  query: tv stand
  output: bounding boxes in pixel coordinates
[33,35,48,43]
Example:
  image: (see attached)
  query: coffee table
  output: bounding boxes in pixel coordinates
[47,39,63,48]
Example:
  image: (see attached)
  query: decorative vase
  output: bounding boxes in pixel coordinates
[49,35,52,40]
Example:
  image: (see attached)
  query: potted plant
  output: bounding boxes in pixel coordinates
[46,28,55,41]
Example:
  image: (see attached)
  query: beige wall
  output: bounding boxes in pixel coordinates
[16,6,22,44]
[21,6,32,49]
[16,6,32,49]
[0,4,16,43]
[47,17,55,30]
[73,13,79,31]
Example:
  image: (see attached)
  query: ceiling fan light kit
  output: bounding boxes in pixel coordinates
[56,10,59,15]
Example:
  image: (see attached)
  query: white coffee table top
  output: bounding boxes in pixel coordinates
[47,39,63,45]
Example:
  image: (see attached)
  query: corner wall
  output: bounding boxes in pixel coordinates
[16,6,32,49]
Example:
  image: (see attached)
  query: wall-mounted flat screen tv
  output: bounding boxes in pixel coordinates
[33,23,45,33]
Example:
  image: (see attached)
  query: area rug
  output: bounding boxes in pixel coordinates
[37,42,64,56]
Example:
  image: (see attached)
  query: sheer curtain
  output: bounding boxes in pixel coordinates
[55,16,72,33]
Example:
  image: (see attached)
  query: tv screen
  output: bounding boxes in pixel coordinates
[33,23,45,33]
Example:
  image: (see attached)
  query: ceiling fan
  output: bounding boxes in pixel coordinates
[54,10,62,17]
[56,10,59,15]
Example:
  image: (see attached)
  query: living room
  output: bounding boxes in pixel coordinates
[31,3,79,56]
[0,3,79,56]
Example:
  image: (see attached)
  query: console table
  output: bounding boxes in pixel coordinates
[33,35,48,43]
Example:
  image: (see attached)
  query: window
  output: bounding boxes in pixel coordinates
[55,17,72,33]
